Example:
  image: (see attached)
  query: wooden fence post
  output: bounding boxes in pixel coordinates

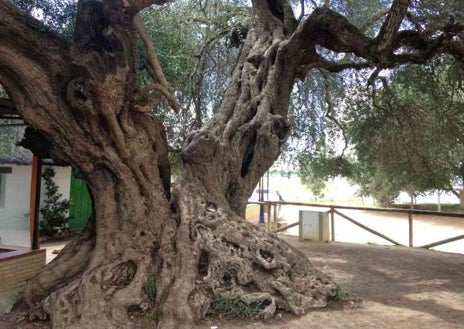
[330,206,335,242]
[408,211,413,247]
[29,155,42,250]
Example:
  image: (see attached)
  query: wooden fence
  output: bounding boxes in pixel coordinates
[249,201,464,250]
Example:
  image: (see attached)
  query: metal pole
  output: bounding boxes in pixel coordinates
[408,211,413,247]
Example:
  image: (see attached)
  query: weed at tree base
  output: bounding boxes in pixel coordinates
[143,275,156,303]
[145,312,160,320]
[334,282,353,302]
[207,297,265,319]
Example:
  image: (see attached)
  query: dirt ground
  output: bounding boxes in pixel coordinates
[199,235,464,329]
[2,235,464,329]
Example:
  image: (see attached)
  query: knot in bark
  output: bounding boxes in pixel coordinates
[182,130,219,163]
[109,260,137,287]
[272,116,290,142]
[66,77,96,114]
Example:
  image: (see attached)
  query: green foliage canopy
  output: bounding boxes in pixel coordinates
[3,0,464,201]
[299,58,464,203]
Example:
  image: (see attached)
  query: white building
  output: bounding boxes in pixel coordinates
[0,150,71,248]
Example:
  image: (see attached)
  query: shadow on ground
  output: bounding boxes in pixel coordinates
[288,236,464,326]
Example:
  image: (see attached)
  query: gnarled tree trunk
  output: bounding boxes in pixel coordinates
[3,0,460,327]
[0,1,336,327]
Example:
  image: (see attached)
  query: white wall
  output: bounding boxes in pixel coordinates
[39,166,72,213]
[0,165,32,247]
[38,166,72,226]
[0,165,72,248]
[54,166,72,200]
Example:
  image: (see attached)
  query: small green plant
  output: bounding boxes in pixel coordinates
[143,275,157,303]
[335,282,353,302]
[207,297,264,319]
[145,312,160,320]
[39,167,72,237]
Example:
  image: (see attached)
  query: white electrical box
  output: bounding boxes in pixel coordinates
[299,210,330,241]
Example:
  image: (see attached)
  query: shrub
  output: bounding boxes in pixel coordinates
[335,282,353,302]
[39,167,72,237]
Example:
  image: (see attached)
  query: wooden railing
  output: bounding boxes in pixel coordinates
[248,201,464,250]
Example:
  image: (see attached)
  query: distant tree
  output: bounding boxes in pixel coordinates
[349,59,464,201]
[299,143,353,198]
[299,57,464,205]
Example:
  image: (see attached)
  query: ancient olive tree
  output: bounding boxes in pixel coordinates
[0,0,463,328]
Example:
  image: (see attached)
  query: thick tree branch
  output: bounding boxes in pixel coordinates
[450,188,460,199]
[0,0,73,133]
[252,0,297,34]
[134,15,179,112]
[297,0,305,22]
[321,71,348,156]
[360,9,390,32]
[294,8,372,61]
[446,40,464,66]
[0,0,72,85]
[134,14,168,89]
[375,0,411,51]
[309,57,371,73]
[128,0,170,15]
[290,6,464,77]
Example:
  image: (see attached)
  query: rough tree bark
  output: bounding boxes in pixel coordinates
[0,0,463,328]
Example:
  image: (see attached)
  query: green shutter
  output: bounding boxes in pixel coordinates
[69,171,92,230]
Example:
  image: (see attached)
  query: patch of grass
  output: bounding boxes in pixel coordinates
[335,282,353,302]
[207,297,264,319]
[145,312,160,320]
[143,275,156,302]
